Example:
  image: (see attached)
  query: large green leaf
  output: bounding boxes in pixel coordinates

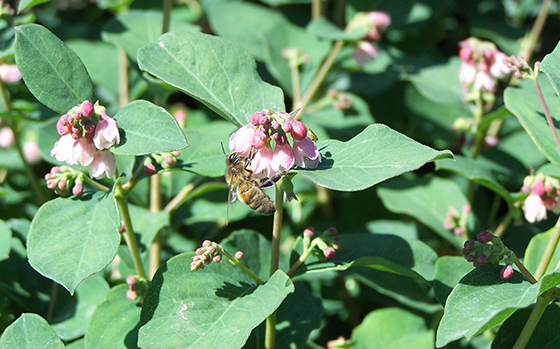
[504,75,560,168]
[541,40,560,98]
[298,124,453,191]
[14,24,94,114]
[0,313,65,349]
[432,256,474,306]
[51,273,110,340]
[17,0,51,14]
[112,100,189,156]
[408,58,463,106]
[0,219,11,261]
[138,253,294,349]
[352,308,434,349]
[84,285,142,349]
[137,30,285,126]
[436,266,560,347]
[102,10,199,61]
[27,191,121,294]
[307,17,366,40]
[377,176,468,248]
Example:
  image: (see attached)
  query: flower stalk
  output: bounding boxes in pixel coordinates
[534,215,560,280]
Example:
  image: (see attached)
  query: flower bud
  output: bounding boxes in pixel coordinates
[81,101,94,117]
[144,162,157,176]
[72,183,83,196]
[464,240,475,250]
[453,227,464,236]
[474,254,487,267]
[465,254,475,262]
[58,179,67,190]
[213,254,222,263]
[500,264,514,279]
[126,275,136,285]
[290,120,307,141]
[202,240,212,247]
[126,289,138,301]
[235,251,244,260]
[477,230,495,243]
[303,227,315,237]
[324,247,336,259]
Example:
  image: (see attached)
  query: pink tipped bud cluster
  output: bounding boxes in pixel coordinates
[143,150,181,175]
[51,101,120,178]
[458,37,511,94]
[229,109,321,179]
[520,173,560,223]
[126,275,147,301]
[502,55,540,80]
[281,48,311,69]
[460,230,514,279]
[191,240,223,271]
[443,204,471,236]
[328,90,353,110]
[303,226,341,259]
[44,166,84,197]
[347,11,391,66]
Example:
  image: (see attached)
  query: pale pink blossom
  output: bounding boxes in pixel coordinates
[490,52,510,79]
[365,11,391,41]
[271,143,295,173]
[523,193,547,223]
[51,134,95,166]
[251,146,275,178]
[0,127,14,148]
[93,114,120,150]
[0,64,21,83]
[459,61,477,85]
[474,71,495,91]
[353,41,379,66]
[90,150,116,178]
[229,124,255,157]
[293,137,321,168]
[23,140,41,164]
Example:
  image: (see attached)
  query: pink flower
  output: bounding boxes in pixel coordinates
[271,143,295,173]
[474,71,495,91]
[0,64,21,83]
[490,51,510,79]
[229,124,255,157]
[93,114,120,150]
[365,11,391,41]
[90,150,116,178]
[523,193,547,223]
[0,127,14,148]
[51,134,95,166]
[293,137,321,169]
[251,146,275,178]
[459,61,477,85]
[23,140,41,164]
[353,41,379,66]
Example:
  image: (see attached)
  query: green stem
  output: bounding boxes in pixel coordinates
[265,184,284,349]
[311,0,321,20]
[466,90,485,208]
[164,182,195,212]
[287,247,312,277]
[297,39,344,114]
[512,288,555,349]
[534,215,560,280]
[148,174,162,280]
[519,0,552,62]
[512,253,538,284]
[118,48,128,108]
[534,78,560,152]
[81,175,110,192]
[115,185,147,280]
[222,250,264,285]
[162,0,173,34]
[493,210,513,238]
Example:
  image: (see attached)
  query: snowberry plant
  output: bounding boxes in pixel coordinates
[1,1,560,349]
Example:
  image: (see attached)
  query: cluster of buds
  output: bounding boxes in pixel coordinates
[328,90,353,110]
[51,101,120,179]
[461,230,514,279]
[229,109,321,180]
[458,37,511,105]
[303,226,341,259]
[520,173,560,223]
[44,166,84,196]
[443,204,471,236]
[346,11,391,66]
[503,55,540,80]
[191,240,223,271]
[125,275,148,301]
[143,151,181,175]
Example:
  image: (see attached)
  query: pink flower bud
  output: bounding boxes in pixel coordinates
[126,289,138,301]
[465,254,475,262]
[324,247,336,259]
[531,178,545,196]
[290,120,307,141]
[202,240,212,247]
[56,115,72,136]
[474,254,487,267]
[303,227,315,237]
[0,64,21,83]
[72,183,83,196]
[464,240,475,250]
[453,227,464,236]
[477,230,495,243]
[235,251,244,259]
[126,275,136,285]
[120,223,126,233]
[500,264,514,279]
[213,254,222,263]
[58,179,67,190]
[251,111,262,126]
[46,179,56,189]
[281,120,292,133]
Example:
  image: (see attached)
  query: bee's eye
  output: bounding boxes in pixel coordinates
[229,153,238,164]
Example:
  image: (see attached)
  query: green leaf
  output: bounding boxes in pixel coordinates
[51,273,110,340]
[435,155,514,208]
[137,30,285,127]
[408,58,463,106]
[433,256,474,306]
[493,303,560,349]
[504,75,560,168]
[436,266,560,347]
[377,176,468,248]
[541,40,560,98]
[351,308,434,349]
[27,191,121,294]
[102,9,199,61]
[293,233,437,282]
[366,220,418,240]
[221,229,273,281]
[128,204,169,250]
[0,313,65,349]
[307,17,366,40]
[112,100,189,156]
[17,0,51,13]
[298,124,453,191]
[84,284,142,349]
[524,227,560,275]
[14,24,94,114]
[0,219,12,261]
[138,253,294,349]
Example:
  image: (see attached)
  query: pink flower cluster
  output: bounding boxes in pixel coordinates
[229,109,321,179]
[521,174,560,223]
[51,101,120,178]
[458,37,511,93]
[346,11,391,66]
[443,204,471,236]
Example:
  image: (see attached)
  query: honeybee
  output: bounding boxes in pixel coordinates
[225,152,276,220]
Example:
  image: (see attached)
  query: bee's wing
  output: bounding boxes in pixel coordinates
[226,186,237,225]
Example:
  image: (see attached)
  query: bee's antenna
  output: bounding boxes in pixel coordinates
[220,142,227,156]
